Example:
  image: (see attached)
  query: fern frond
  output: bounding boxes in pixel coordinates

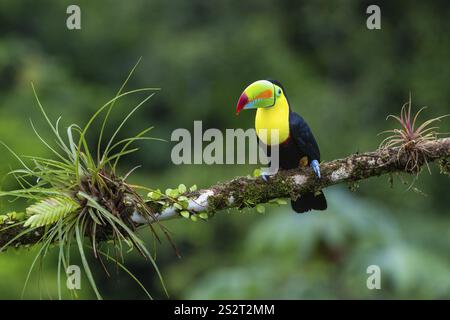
[24,197,80,228]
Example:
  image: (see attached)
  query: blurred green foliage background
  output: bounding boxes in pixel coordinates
[0,0,449,299]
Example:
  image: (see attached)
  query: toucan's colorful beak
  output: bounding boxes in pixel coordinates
[236,92,248,115]
[235,80,276,115]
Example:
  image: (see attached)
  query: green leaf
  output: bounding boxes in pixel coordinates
[167,188,179,198]
[178,184,187,194]
[189,184,197,192]
[14,212,26,221]
[24,197,80,228]
[76,222,102,300]
[0,215,7,225]
[252,168,261,177]
[180,200,189,209]
[6,212,16,220]
[190,215,198,222]
[199,213,209,220]
[180,211,190,218]
[177,196,189,208]
[148,189,161,200]
[173,203,183,210]
[269,198,288,206]
[256,204,265,214]
[244,199,255,206]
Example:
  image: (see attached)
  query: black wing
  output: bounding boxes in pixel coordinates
[289,111,321,162]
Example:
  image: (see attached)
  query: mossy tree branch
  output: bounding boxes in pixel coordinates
[144,137,450,222]
[1,137,450,249]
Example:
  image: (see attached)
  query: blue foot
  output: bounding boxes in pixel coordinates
[311,160,321,179]
[261,174,270,182]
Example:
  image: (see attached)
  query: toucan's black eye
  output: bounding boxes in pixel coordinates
[278,89,282,95]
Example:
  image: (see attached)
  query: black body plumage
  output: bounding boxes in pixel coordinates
[266,80,327,213]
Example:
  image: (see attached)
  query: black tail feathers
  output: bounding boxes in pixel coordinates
[291,191,327,213]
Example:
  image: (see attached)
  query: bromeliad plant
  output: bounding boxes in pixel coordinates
[379,95,449,174]
[0,62,171,299]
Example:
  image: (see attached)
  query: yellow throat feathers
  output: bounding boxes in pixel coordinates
[255,94,290,145]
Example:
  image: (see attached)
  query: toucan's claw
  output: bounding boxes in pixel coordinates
[311,160,321,179]
[261,173,271,183]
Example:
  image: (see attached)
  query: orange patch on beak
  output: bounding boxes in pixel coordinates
[255,89,273,100]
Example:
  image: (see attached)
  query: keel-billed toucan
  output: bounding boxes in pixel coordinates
[236,79,327,213]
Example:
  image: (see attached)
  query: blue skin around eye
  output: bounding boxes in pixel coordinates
[311,160,321,178]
